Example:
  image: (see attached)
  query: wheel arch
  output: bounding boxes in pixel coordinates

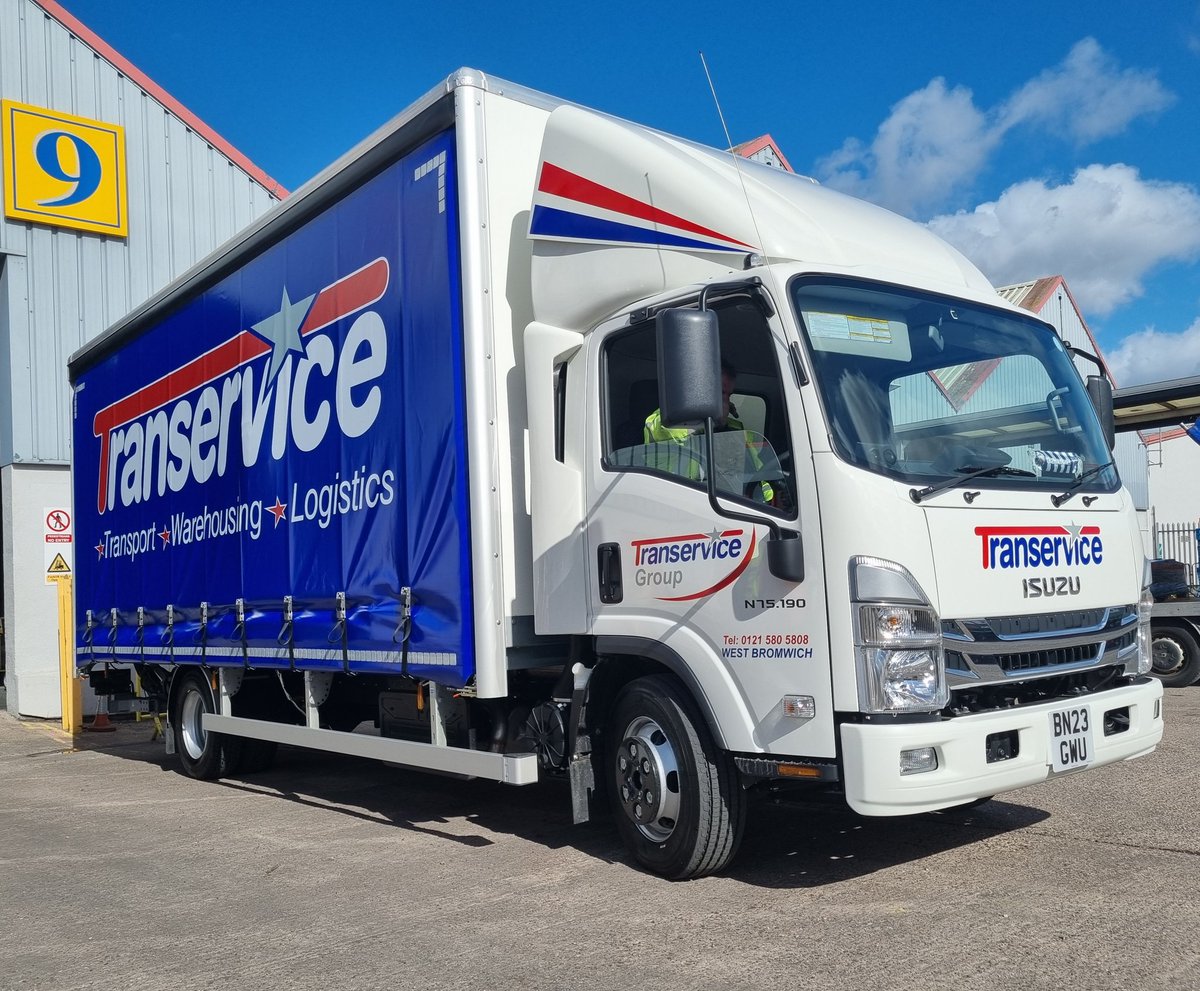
[592,636,732,750]
[167,664,215,716]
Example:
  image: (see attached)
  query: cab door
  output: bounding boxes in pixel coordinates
[585,293,835,759]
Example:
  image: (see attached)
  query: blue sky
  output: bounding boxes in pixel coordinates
[60,0,1200,386]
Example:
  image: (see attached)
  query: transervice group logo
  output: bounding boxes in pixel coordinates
[91,258,390,515]
[631,528,756,601]
[2,100,128,237]
[975,523,1103,570]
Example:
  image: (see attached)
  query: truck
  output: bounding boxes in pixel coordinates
[70,69,1164,879]
[1148,558,1200,686]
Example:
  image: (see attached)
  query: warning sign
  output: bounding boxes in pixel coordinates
[44,505,73,584]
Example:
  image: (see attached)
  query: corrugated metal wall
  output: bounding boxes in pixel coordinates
[995,280,1150,510]
[0,0,280,465]
[1031,287,1151,512]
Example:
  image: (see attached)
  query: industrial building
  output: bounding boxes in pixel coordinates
[1,0,283,715]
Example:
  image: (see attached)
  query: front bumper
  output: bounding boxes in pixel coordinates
[840,677,1163,816]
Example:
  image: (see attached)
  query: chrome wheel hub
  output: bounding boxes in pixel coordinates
[617,716,681,842]
[180,688,207,760]
[1153,638,1185,675]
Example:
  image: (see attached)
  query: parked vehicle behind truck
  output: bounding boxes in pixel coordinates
[70,70,1164,879]
[1148,558,1200,686]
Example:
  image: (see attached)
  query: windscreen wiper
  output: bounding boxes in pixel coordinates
[1051,461,1114,507]
[909,464,1036,504]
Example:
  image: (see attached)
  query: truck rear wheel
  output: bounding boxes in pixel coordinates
[1151,624,1200,687]
[609,674,745,880]
[171,671,243,779]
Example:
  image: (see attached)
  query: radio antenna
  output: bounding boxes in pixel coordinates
[698,52,785,304]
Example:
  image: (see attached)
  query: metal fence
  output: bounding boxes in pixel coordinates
[1155,521,1200,584]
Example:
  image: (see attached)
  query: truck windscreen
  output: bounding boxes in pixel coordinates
[790,277,1120,495]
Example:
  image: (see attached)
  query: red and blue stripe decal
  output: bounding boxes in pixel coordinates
[531,162,753,253]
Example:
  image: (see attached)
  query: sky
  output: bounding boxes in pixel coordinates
[55,0,1200,387]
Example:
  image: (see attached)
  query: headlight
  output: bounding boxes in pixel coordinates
[1135,559,1153,676]
[864,647,945,710]
[851,558,948,713]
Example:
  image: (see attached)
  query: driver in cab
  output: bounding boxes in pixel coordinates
[644,360,776,505]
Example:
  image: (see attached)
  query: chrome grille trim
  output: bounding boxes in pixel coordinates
[944,605,1138,686]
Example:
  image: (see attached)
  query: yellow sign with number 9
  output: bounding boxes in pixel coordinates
[2,100,128,237]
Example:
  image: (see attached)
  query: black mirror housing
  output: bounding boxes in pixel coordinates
[767,531,805,583]
[656,309,721,428]
[1086,374,1115,449]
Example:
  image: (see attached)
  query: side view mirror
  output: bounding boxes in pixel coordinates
[1086,374,1115,449]
[1064,341,1115,450]
[656,309,721,428]
[767,531,805,584]
[658,302,804,586]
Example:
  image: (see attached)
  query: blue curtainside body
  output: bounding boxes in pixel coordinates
[72,128,476,687]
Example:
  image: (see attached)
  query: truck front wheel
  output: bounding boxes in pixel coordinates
[171,671,242,779]
[609,674,745,880]
[1151,623,1200,687]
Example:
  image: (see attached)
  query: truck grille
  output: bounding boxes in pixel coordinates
[943,605,1137,686]
[974,608,1107,639]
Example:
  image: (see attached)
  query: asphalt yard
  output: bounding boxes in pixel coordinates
[1,686,1197,991]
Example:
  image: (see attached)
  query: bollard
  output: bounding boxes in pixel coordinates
[57,577,83,735]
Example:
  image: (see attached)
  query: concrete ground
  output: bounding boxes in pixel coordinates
[1,688,1197,991]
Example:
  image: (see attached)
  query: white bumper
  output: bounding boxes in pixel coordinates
[840,677,1164,816]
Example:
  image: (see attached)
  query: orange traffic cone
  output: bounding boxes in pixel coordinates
[84,695,117,733]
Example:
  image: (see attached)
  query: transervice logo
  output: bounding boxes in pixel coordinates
[2,100,128,237]
[91,258,389,514]
[975,523,1103,570]
[631,528,756,601]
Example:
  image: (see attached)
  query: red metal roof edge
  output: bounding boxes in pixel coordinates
[31,0,288,199]
[1141,426,1188,444]
[1054,277,1113,384]
[733,134,795,173]
[1013,274,1114,385]
[1023,276,1061,312]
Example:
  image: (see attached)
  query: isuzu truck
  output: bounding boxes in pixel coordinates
[70,69,1164,879]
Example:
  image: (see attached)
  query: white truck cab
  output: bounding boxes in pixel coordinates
[524,99,1162,876]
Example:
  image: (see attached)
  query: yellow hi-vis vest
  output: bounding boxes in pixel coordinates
[643,409,774,503]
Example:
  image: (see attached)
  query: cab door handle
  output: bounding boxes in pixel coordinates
[597,543,623,603]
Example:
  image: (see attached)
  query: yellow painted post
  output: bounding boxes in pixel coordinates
[58,576,82,735]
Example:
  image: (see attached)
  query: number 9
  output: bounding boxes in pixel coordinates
[34,130,103,207]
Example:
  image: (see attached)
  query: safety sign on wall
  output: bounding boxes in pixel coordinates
[2,99,128,237]
[44,507,73,584]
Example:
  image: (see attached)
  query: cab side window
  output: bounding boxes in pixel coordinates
[602,298,796,517]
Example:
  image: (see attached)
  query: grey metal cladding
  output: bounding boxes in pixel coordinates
[0,0,280,466]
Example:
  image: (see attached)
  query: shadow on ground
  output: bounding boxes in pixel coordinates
[61,716,1051,888]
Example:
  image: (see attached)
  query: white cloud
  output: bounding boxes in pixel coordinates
[1105,318,1200,387]
[927,164,1200,316]
[999,38,1173,143]
[815,79,997,218]
[817,39,1172,216]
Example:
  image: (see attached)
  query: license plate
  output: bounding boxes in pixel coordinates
[1048,704,1094,772]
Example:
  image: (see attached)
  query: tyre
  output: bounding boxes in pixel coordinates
[609,674,745,880]
[171,670,243,779]
[1150,623,1200,688]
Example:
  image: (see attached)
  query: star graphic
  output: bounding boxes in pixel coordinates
[94,542,104,559]
[267,497,288,527]
[159,527,171,547]
[707,527,722,544]
[251,287,315,385]
[1064,521,1084,544]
